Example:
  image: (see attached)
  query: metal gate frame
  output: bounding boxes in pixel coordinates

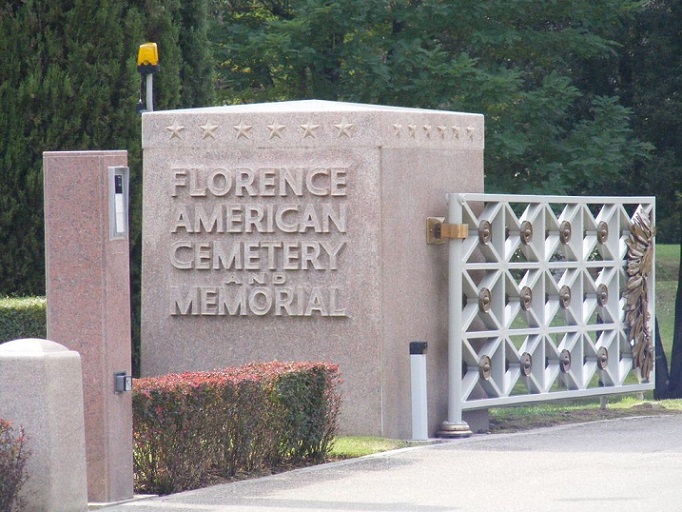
[438,194,655,436]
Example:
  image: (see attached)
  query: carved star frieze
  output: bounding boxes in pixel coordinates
[199,121,219,140]
[423,124,432,138]
[393,124,402,137]
[233,120,253,139]
[334,118,354,138]
[166,120,185,140]
[267,121,286,139]
[466,127,475,141]
[452,127,461,139]
[407,124,417,138]
[300,120,320,139]
[437,126,447,139]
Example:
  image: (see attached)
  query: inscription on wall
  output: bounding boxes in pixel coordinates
[169,164,350,318]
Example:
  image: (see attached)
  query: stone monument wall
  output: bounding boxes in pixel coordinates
[141,100,483,438]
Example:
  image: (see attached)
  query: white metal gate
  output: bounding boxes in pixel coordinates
[433,194,655,436]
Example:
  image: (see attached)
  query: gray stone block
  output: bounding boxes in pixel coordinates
[0,338,88,512]
[141,100,484,438]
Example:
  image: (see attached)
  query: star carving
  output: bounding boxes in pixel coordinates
[199,121,219,140]
[162,117,476,144]
[233,120,253,139]
[300,120,320,139]
[267,121,286,139]
[390,121,478,142]
[334,118,354,138]
[166,120,185,140]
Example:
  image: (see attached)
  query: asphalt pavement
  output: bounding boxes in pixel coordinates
[97,414,682,512]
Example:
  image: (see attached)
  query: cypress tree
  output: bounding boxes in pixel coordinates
[178,0,215,107]
[0,0,59,295]
[0,0,215,298]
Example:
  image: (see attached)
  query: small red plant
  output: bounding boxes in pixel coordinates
[0,419,30,512]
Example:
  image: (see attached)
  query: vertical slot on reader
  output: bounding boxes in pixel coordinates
[114,174,125,235]
[109,166,129,239]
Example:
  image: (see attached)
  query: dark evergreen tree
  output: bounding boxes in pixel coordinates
[178,0,215,107]
[612,0,682,397]
[609,0,682,244]
[0,0,216,373]
[0,0,215,296]
[0,0,75,295]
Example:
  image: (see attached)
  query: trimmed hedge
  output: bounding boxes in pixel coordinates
[133,362,342,495]
[0,419,30,512]
[0,297,46,343]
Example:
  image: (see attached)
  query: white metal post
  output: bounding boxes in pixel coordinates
[438,193,472,437]
[146,74,154,112]
[410,341,429,440]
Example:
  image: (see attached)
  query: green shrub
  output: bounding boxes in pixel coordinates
[271,365,341,463]
[132,362,341,495]
[0,419,30,512]
[0,297,46,343]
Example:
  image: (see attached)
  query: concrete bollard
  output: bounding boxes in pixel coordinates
[0,339,88,512]
[410,341,429,440]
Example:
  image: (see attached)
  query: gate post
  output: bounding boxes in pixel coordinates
[438,193,472,438]
[43,151,133,504]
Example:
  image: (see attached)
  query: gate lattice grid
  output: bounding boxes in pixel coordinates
[444,194,655,429]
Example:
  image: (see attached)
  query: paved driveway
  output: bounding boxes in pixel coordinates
[99,414,682,512]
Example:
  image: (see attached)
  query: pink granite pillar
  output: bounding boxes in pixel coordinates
[43,150,133,504]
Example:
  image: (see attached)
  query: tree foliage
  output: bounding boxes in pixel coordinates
[210,0,682,394]
[614,0,682,244]
[210,0,651,197]
[609,0,682,397]
[4,0,682,384]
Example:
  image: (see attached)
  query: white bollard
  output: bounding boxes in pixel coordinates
[410,341,429,440]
